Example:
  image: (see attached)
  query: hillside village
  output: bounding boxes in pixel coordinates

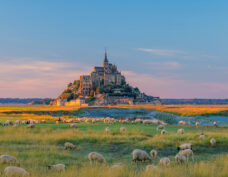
[51,50,161,106]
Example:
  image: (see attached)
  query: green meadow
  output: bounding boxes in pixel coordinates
[0,121,227,177]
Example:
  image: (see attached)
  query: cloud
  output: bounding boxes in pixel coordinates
[122,70,228,98]
[0,58,91,98]
[137,48,186,57]
[147,61,182,70]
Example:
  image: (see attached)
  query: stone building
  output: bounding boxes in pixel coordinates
[80,49,125,96]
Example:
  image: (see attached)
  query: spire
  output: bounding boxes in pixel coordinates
[103,48,108,63]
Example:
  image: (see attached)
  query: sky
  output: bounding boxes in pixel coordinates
[0,0,228,98]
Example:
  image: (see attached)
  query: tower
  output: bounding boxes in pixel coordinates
[102,48,109,68]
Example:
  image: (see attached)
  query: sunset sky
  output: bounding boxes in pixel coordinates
[0,1,228,98]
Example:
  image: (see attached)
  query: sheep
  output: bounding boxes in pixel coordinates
[156,124,164,131]
[92,119,96,124]
[69,123,78,128]
[145,164,158,171]
[177,128,184,134]
[199,133,206,139]
[135,118,143,124]
[195,122,199,127]
[120,127,126,132]
[178,149,194,162]
[210,138,216,146]
[175,154,187,164]
[150,149,158,159]
[88,152,106,164]
[66,119,74,123]
[110,162,123,169]
[0,155,20,166]
[4,120,13,126]
[64,142,76,150]
[4,166,29,177]
[161,129,168,135]
[177,143,192,151]
[105,127,110,133]
[132,149,151,162]
[41,120,46,123]
[15,120,21,125]
[27,124,35,128]
[47,164,65,172]
[159,157,170,167]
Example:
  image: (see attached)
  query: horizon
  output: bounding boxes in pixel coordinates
[1,1,228,99]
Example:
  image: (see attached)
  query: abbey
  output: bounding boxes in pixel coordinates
[80,49,125,96]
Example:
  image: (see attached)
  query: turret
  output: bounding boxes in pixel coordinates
[102,48,109,67]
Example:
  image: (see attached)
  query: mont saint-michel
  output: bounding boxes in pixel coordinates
[52,49,161,106]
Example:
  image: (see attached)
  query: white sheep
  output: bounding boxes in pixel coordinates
[105,127,110,133]
[120,127,126,132]
[69,123,78,128]
[177,128,184,134]
[47,164,65,172]
[177,143,192,151]
[0,155,20,166]
[156,125,164,131]
[15,120,21,125]
[159,157,170,167]
[145,164,158,171]
[132,149,151,162]
[4,120,13,126]
[4,166,29,177]
[88,152,106,163]
[161,129,168,135]
[178,149,194,162]
[64,142,76,150]
[175,154,187,164]
[27,124,35,128]
[210,138,216,146]
[199,133,206,139]
[150,149,158,159]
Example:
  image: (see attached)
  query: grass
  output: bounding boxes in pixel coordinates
[0,122,227,177]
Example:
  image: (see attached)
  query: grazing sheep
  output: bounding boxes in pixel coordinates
[4,166,29,177]
[178,121,186,125]
[120,127,126,132]
[64,142,76,150]
[177,143,192,151]
[132,149,151,162]
[156,125,164,131]
[178,149,194,162]
[177,128,184,134]
[145,164,158,171]
[15,120,21,125]
[5,120,13,126]
[88,152,106,164]
[175,154,187,164]
[150,150,158,159]
[66,119,74,123]
[0,155,20,166]
[27,124,35,128]
[105,127,110,133]
[47,164,65,172]
[92,119,96,124]
[210,138,216,146]
[69,123,78,128]
[195,122,199,127]
[199,133,206,139]
[161,129,168,135]
[159,157,170,167]
[135,118,143,124]
[41,120,46,123]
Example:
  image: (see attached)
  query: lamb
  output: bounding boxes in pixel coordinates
[156,125,164,131]
[4,166,29,177]
[150,149,158,159]
[0,155,20,166]
[177,143,192,151]
[88,152,106,163]
[47,164,65,172]
[177,128,184,134]
[120,127,126,132]
[27,124,35,128]
[178,149,194,161]
[105,127,110,133]
[145,164,158,171]
[159,157,170,167]
[199,133,206,139]
[161,129,168,135]
[64,142,76,150]
[132,149,151,162]
[210,138,216,146]
[175,154,187,164]
[69,123,78,128]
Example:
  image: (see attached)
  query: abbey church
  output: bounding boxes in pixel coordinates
[80,49,125,96]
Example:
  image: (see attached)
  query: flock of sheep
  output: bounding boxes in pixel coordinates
[0,117,218,176]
